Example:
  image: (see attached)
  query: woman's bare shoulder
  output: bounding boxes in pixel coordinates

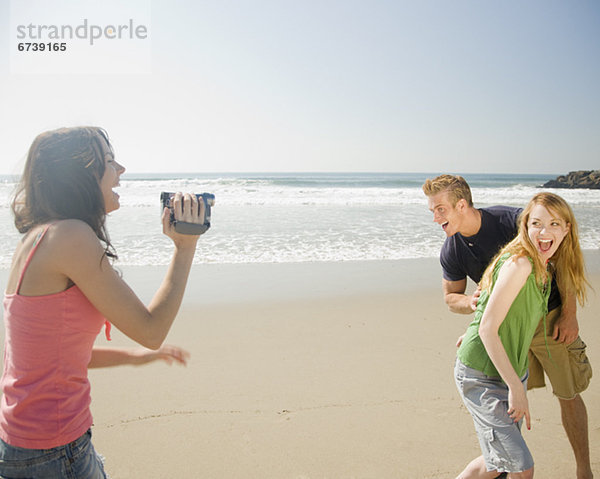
[501,254,533,276]
[45,220,104,259]
[48,219,98,241]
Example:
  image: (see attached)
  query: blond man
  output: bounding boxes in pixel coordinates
[424,174,593,479]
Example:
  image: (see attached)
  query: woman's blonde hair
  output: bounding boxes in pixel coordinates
[480,192,588,305]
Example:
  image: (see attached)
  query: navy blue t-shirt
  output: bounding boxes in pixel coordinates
[440,205,561,311]
[441,206,522,283]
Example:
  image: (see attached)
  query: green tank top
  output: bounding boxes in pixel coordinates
[457,253,550,378]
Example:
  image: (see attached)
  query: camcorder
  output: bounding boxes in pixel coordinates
[160,192,215,235]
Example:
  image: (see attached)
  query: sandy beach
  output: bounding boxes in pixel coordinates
[78,253,599,478]
[1,254,599,478]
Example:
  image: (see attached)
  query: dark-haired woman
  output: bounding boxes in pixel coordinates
[0,127,204,478]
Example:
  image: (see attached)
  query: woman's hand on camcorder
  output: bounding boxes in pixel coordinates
[162,192,206,245]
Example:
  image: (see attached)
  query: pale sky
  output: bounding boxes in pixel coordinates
[1,0,598,174]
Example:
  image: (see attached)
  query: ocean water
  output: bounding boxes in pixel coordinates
[1,172,599,267]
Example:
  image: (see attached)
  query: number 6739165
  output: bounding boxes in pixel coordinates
[17,42,67,52]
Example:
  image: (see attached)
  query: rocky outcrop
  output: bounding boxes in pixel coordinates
[542,170,600,189]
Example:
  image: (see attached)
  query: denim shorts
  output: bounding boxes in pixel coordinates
[454,358,534,474]
[0,429,108,479]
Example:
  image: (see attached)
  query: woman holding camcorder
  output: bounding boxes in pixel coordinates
[0,127,208,478]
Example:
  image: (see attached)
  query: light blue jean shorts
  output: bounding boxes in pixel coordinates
[0,429,108,479]
[454,358,534,474]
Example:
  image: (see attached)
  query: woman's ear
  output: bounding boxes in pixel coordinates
[559,222,571,246]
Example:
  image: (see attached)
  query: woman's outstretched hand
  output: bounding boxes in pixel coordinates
[132,344,191,366]
[89,345,191,368]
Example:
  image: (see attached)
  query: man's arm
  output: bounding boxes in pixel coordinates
[442,278,480,314]
[553,293,579,344]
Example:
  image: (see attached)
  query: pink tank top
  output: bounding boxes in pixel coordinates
[0,225,111,449]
